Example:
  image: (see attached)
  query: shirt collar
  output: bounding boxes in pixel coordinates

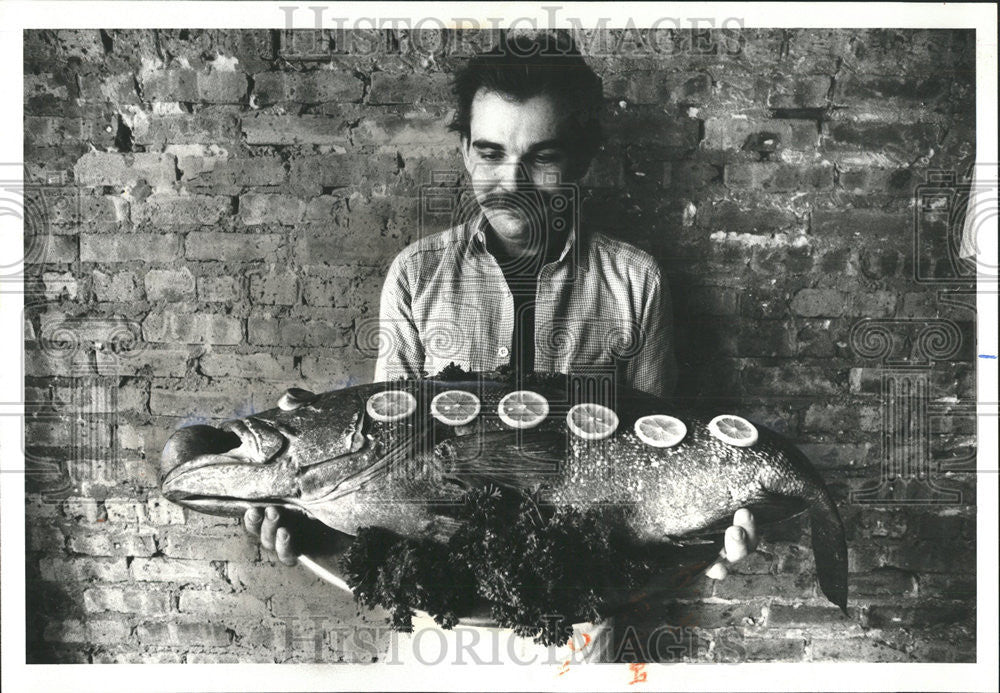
[467,208,590,272]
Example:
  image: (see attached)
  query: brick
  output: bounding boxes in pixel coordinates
[803,404,861,434]
[254,71,363,104]
[293,227,409,265]
[766,604,858,627]
[43,619,86,643]
[92,650,184,664]
[41,271,79,300]
[198,275,242,302]
[67,530,157,557]
[178,589,267,615]
[142,69,198,101]
[131,558,221,583]
[299,355,373,389]
[136,620,232,646]
[249,271,298,305]
[132,194,231,225]
[791,289,845,317]
[199,352,296,379]
[91,269,144,301]
[301,273,354,307]
[765,75,832,109]
[197,71,248,103]
[180,155,286,188]
[142,311,243,345]
[134,111,240,146]
[835,74,952,104]
[810,637,910,662]
[79,73,141,104]
[81,233,180,263]
[713,573,814,600]
[74,152,177,188]
[146,497,187,525]
[703,201,801,234]
[185,232,283,261]
[291,153,399,195]
[242,114,351,145]
[60,496,102,522]
[39,557,129,582]
[31,234,78,264]
[735,321,794,357]
[240,194,306,226]
[865,604,972,628]
[149,385,256,418]
[824,122,938,153]
[703,117,819,151]
[28,523,65,551]
[352,110,454,146]
[844,290,897,318]
[248,313,354,347]
[144,267,196,301]
[743,365,842,396]
[722,637,807,663]
[161,529,258,562]
[368,72,451,105]
[84,586,172,615]
[725,162,833,191]
[850,568,918,597]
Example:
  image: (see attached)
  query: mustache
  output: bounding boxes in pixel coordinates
[481,190,544,211]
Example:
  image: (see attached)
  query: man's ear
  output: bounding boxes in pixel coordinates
[460,135,473,173]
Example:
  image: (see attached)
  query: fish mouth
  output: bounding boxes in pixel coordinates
[160,422,298,512]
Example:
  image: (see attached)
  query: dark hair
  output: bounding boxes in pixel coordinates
[448,31,604,171]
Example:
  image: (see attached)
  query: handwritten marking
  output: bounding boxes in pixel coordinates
[628,662,648,685]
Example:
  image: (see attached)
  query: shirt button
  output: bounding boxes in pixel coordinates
[498,346,509,358]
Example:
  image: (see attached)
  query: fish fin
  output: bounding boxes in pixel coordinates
[682,495,809,540]
[435,430,565,494]
[302,436,416,503]
[808,490,849,614]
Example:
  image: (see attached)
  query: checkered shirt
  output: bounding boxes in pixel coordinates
[373,211,677,398]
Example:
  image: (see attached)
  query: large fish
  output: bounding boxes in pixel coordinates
[160,372,848,612]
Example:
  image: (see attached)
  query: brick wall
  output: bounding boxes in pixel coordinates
[23,28,976,663]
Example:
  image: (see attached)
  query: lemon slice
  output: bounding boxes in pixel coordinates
[366,389,417,423]
[430,389,481,426]
[497,390,549,429]
[567,403,619,441]
[707,414,758,447]
[634,414,687,448]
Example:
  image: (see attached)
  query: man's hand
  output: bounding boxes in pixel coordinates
[244,506,298,566]
[705,508,757,580]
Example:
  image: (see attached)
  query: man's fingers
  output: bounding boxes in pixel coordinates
[260,506,280,551]
[276,527,298,566]
[705,558,728,580]
[725,525,751,563]
[733,508,758,551]
[243,507,263,536]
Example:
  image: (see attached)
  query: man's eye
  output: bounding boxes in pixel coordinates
[479,151,504,161]
[532,153,563,165]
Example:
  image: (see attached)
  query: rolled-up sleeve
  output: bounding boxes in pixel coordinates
[373,252,425,382]
[627,266,677,399]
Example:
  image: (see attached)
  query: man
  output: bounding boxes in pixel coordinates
[245,30,755,614]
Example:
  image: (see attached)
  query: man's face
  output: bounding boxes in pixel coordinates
[461,89,582,252]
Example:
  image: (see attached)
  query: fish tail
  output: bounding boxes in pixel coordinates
[807,485,849,614]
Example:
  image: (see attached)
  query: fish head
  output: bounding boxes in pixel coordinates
[160,386,376,518]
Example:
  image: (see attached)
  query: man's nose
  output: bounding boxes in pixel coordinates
[494,161,532,192]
